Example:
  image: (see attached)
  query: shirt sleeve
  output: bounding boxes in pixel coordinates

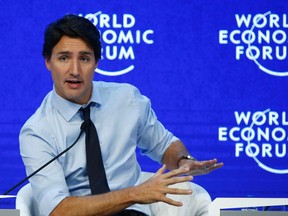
[132,86,179,163]
[19,125,70,216]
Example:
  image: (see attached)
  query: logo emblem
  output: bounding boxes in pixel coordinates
[80,12,154,76]
[218,109,288,174]
[219,11,288,77]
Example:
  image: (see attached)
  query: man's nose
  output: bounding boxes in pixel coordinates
[70,59,80,76]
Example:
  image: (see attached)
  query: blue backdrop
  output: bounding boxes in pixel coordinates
[0,0,287,209]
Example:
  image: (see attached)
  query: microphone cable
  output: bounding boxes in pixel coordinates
[3,127,85,195]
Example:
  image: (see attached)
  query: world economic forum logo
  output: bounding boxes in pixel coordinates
[219,11,288,77]
[218,109,288,174]
[80,12,154,76]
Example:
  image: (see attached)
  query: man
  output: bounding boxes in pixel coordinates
[20,14,223,216]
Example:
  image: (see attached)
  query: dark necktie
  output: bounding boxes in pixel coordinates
[81,104,110,194]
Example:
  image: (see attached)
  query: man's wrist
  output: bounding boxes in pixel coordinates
[177,155,196,167]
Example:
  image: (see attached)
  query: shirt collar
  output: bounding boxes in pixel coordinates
[51,82,102,121]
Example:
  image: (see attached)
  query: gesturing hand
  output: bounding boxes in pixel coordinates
[178,158,224,176]
[135,164,193,207]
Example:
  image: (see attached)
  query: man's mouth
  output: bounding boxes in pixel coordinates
[67,80,81,83]
[66,80,82,88]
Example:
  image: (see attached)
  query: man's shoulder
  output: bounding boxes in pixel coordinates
[22,91,54,128]
[94,81,136,89]
[94,81,139,93]
[93,81,145,106]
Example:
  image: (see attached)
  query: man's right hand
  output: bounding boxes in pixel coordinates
[134,164,193,206]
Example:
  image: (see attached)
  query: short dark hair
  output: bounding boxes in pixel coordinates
[42,14,102,61]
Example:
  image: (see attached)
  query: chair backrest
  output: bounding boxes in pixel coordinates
[15,184,36,216]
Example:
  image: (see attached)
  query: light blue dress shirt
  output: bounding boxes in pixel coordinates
[20,81,178,216]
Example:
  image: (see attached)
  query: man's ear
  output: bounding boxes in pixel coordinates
[45,58,51,71]
[94,61,98,71]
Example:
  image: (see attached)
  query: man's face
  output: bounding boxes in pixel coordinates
[45,36,97,105]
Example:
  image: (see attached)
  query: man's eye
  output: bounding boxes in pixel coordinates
[59,56,69,62]
[80,57,90,62]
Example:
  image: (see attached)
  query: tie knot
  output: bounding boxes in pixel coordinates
[80,104,92,131]
[81,104,91,122]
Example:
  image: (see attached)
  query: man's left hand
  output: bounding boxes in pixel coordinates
[178,158,224,176]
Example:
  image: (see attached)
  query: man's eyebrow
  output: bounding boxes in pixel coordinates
[79,51,94,55]
[56,51,71,55]
[56,51,94,55]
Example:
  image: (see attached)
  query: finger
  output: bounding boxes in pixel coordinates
[161,196,184,207]
[199,162,224,174]
[208,162,224,171]
[154,164,167,176]
[164,175,193,186]
[163,167,190,179]
[200,159,218,167]
[194,159,221,169]
[165,187,193,196]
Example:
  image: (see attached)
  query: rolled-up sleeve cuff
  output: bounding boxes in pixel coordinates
[39,187,69,216]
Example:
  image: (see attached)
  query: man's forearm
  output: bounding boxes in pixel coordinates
[50,187,139,216]
[162,140,190,170]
